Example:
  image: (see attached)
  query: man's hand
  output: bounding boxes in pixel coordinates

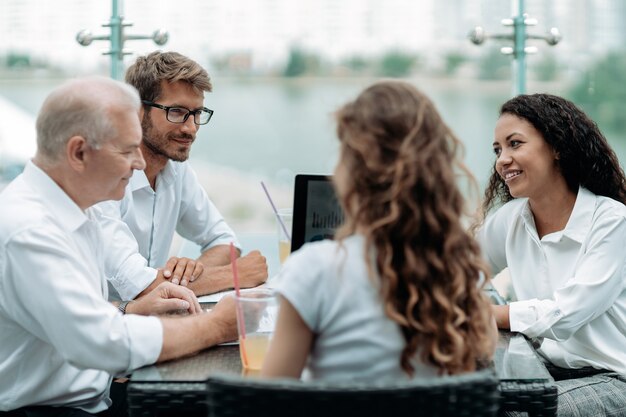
[158,294,238,362]
[208,295,238,343]
[162,256,204,286]
[182,249,269,296]
[127,281,202,316]
[233,250,268,288]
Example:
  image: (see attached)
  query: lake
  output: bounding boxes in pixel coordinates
[2,76,625,231]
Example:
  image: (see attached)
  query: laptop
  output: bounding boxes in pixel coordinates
[291,174,344,253]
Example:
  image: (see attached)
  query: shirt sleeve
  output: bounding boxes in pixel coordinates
[1,227,163,374]
[98,201,158,300]
[477,207,512,276]
[509,214,626,340]
[275,246,329,332]
[176,164,240,251]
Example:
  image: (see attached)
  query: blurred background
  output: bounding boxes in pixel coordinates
[1,0,625,234]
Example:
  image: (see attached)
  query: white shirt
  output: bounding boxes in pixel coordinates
[277,235,439,381]
[479,186,626,372]
[99,160,239,300]
[0,162,163,413]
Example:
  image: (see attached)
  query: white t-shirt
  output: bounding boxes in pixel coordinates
[478,186,626,372]
[99,160,239,300]
[0,162,162,413]
[276,235,439,381]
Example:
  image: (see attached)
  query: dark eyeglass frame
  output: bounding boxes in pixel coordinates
[142,100,214,125]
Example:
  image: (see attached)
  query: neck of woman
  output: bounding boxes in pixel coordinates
[529,186,577,239]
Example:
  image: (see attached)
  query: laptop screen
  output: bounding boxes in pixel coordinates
[291,174,344,253]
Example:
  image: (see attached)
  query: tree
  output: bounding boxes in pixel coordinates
[2,52,31,69]
[569,52,626,131]
[377,51,417,78]
[533,53,559,82]
[443,52,467,76]
[344,56,370,74]
[477,47,510,80]
[283,48,321,77]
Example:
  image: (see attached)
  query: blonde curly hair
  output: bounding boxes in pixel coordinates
[334,80,495,375]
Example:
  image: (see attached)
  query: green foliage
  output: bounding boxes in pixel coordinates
[377,51,417,77]
[477,48,510,80]
[2,52,31,68]
[8,53,30,68]
[443,52,467,76]
[283,48,320,77]
[569,52,626,131]
[344,55,369,73]
[533,53,559,81]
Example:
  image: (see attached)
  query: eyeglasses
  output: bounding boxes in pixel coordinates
[142,100,214,125]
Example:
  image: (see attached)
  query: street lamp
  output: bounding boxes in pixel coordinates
[76,0,168,80]
[468,0,561,96]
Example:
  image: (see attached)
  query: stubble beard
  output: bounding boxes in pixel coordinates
[141,112,192,163]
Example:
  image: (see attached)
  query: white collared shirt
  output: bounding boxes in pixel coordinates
[99,160,239,300]
[0,162,162,413]
[479,187,626,372]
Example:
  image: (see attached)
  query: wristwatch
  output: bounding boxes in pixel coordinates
[118,300,131,315]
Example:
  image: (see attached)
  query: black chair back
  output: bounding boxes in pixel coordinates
[207,369,499,417]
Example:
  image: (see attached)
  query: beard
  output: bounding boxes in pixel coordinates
[141,111,193,162]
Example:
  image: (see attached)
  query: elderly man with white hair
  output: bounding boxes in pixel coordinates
[0,77,237,417]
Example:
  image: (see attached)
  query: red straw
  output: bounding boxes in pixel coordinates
[230,242,249,367]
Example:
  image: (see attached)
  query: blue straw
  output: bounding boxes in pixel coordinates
[260,181,291,242]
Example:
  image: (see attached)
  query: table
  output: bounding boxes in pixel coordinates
[485,281,557,416]
[129,237,556,417]
[128,345,240,417]
[128,328,556,417]
[495,332,557,416]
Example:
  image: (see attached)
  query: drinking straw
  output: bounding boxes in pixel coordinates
[260,181,292,242]
[230,242,249,368]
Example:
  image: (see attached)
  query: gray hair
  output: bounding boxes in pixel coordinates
[35,76,140,164]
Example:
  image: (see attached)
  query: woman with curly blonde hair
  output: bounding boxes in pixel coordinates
[262,81,496,380]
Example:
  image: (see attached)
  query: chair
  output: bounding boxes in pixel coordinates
[206,369,499,417]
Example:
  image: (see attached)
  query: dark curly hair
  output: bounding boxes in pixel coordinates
[334,81,495,376]
[482,93,626,215]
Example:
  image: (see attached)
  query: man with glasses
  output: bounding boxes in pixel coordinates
[100,51,268,303]
[0,76,237,416]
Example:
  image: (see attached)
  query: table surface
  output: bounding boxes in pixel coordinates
[129,323,556,417]
[149,235,551,383]
[130,330,551,383]
[136,235,556,416]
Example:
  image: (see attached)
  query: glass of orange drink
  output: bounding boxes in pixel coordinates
[235,289,278,373]
[276,208,292,264]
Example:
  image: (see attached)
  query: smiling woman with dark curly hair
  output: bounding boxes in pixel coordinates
[262,80,497,381]
[477,93,626,417]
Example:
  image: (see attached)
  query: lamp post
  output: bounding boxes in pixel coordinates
[76,0,168,80]
[468,0,561,96]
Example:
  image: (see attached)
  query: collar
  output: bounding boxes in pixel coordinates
[23,161,89,232]
[561,186,595,243]
[129,160,177,192]
[521,186,595,243]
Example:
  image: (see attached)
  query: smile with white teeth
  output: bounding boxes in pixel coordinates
[504,171,522,182]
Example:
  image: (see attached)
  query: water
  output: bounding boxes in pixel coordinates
[0,77,508,186]
[195,76,511,188]
[2,76,626,228]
